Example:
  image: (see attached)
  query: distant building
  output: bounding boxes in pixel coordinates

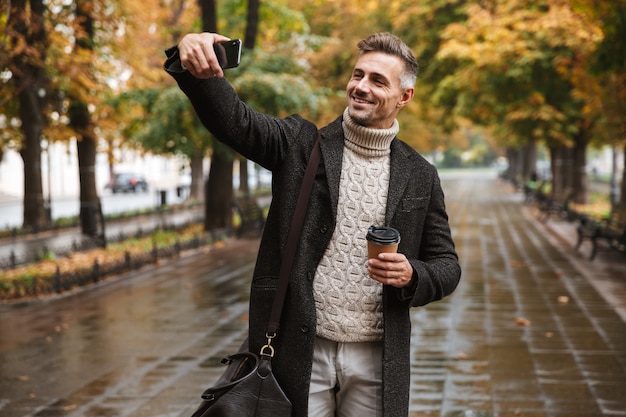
[0,138,189,200]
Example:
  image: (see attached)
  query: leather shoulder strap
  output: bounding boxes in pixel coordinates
[266,132,322,335]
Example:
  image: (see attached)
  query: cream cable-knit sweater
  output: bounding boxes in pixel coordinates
[313,108,399,342]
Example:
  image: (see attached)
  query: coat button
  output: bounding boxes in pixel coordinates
[320,226,327,234]
[300,325,310,333]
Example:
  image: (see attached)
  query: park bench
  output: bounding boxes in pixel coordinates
[233,197,265,237]
[536,188,575,223]
[576,204,626,260]
[523,180,547,205]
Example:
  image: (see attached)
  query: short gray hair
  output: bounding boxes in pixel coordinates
[357,32,418,89]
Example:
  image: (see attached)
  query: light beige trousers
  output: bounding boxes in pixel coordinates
[308,336,383,417]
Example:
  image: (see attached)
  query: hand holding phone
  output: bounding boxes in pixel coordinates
[178,33,240,78]
[213,39,242,69]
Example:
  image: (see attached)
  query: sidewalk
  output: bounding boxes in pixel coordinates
[408,174,626,416]
[525,202,626,323]
[0,172,625,417]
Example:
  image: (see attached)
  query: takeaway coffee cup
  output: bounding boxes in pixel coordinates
[366,226,401,259]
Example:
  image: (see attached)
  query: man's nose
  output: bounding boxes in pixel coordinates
[355,77,370,92]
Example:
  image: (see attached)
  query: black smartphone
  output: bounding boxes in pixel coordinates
[213,39,242,69]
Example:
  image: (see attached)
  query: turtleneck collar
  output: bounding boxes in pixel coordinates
[341,107,398,158]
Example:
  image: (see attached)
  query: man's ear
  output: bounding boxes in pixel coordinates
[397,87,414,108]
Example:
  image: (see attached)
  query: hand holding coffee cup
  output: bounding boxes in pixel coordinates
[367,226,413,287]
[366,226,401,259]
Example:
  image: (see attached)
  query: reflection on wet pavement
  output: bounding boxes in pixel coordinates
[0,239,256,417]
[1,172,625,417]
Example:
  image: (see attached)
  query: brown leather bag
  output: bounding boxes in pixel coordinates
[190,350,290,417]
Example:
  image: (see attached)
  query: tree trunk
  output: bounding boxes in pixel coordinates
[199,0,235,231]
[550,145,566,196]
[199,0,217,33]
[521,140,537,182]
[190,150,204,201]
[71,1,103,240]
[19,95,49,230]
[70,101,101,237]
[205,143,234,230]
[621,144,626,207]
[572,129,589,205]
[236,0,261,198]
[238,156,250,197]
[505,147,522,182]
[550,144,578,199]
[10,0,51,230]
[244,0,260,50]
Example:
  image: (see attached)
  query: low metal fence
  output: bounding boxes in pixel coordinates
[0,217,203,270]
[0,229,231,300]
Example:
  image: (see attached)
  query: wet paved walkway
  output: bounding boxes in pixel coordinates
[408,172,626,417]
[1,171,625,417]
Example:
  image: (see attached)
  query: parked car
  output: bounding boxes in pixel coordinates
[107,173,149,193]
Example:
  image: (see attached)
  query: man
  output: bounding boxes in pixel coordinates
[165,31,461,417]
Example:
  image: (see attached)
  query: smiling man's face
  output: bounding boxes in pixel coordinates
[346,51,414,129]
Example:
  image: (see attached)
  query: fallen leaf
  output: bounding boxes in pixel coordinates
[557,296,569,304]
[18,375,29,381]
[515,317,531,326]
[510,260,525,268]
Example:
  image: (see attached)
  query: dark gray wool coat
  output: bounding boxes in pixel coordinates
[165,46,461,417]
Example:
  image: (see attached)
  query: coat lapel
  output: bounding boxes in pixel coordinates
[318,118,345,221]
[385,139,414,225]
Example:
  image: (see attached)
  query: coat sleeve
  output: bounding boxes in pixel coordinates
[400,172,461,307]
[164,45,306,171]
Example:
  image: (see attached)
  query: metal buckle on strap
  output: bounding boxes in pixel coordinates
[260,332,276,357]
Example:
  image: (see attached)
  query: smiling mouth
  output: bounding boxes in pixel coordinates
[352,96,372,105]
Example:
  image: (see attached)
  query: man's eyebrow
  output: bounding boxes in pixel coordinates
[369,71,390,83]
[353,67,389,81]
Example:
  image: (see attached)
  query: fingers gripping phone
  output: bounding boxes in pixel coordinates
[214,39,242,69]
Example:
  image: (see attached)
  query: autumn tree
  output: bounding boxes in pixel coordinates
[433,0,603,203]
[200,0,329,230]
[3,0,51,230]
[43,0,126,239]
[69,0,105,238]
[585,0,626,207]
[101,0,206,201]
[2,0,126,234]
[291,0,472,155]
[117,0,329,232]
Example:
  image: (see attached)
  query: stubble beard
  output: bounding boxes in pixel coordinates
[347,104,374,127]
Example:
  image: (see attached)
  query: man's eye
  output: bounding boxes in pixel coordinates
[372,78,387,86]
